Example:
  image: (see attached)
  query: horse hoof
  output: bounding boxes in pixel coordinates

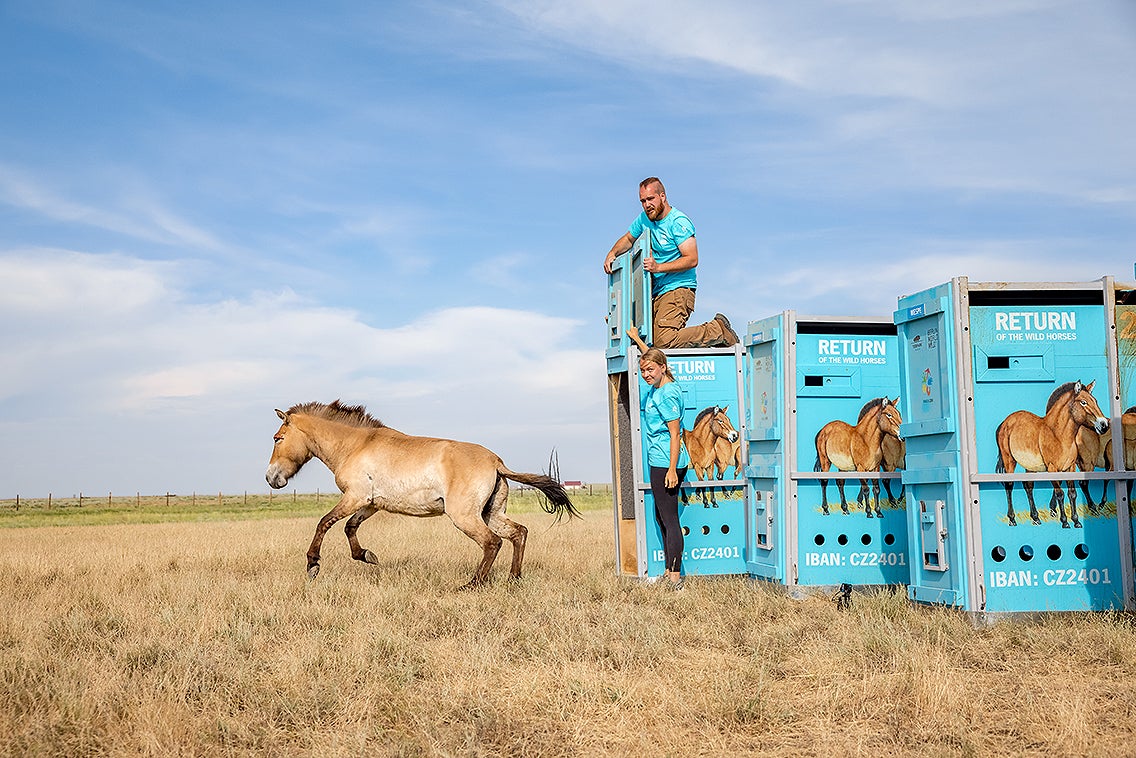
[306,564,320,581]
[1032,518,1042,526]
[362,549,379,565]
[1073,522,1082,529]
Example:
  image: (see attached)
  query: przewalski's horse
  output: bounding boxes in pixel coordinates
[1076,406,1136,511]
[266,401,580,586]
[881,434,906,506]
[995,380,1109,528]
[814,397,903,517]
[681,405,739,507]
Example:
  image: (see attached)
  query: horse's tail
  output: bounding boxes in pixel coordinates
[994,418,1006,473]
[499,467,582,522]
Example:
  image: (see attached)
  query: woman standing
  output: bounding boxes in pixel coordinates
[639,347,689,590]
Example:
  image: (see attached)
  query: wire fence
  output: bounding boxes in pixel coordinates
[1,483,612,511]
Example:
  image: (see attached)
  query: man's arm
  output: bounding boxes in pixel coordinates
[644,235,698,274]
[603,231,636,274]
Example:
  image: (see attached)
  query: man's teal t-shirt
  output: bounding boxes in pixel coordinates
[642,381,690,469]
[628,208,697,296]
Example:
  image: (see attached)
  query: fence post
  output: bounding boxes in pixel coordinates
[14,495,18,511]
[166,492,172,507]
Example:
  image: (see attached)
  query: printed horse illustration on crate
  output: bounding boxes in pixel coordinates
[814,397,903,517]
[681,405,740,507]
[881,433,906,506]
[1076,406,1136,511]
[995,380,1109,528]
[265,401,580,586]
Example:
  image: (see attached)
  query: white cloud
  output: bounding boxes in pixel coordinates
[0,165,226,250]
[0,249,608,496]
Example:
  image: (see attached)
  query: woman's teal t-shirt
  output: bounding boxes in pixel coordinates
[642,381,690,469]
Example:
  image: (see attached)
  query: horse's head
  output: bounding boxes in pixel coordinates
[878,397,904,440]
[1070,380,1110,435]
[707,406,739,444]
[266,408,314,489]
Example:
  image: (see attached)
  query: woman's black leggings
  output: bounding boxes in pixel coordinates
[650,466,687,573]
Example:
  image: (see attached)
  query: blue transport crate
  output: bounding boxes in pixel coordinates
[745,312,908,592]
[894,276,1136,617]
[606,240,748,578]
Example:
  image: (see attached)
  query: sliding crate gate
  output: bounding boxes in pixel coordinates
[894,277,1136,615]
[606,239,748,578]
[745,313,908,590]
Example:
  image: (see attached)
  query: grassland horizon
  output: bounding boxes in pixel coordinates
[2,489,1136,756]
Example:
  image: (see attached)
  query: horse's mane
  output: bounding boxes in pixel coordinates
[692,405,722,428]
[857,397,886,422]
[1044,381,1081,412]
[286,400,386,429]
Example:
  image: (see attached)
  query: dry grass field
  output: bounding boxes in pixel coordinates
[3,491,1136,757]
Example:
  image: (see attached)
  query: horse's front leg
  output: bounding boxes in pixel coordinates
[870,478,882,518]
[1078,478,1098,515]
[1050,482,1068,528]
[345,504,381,565]
[307,495,364,579]
[857,479,872,517]
[1065,481,1080,528]
[1024,481,1041,526]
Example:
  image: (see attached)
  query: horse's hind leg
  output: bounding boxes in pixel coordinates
[819,479,831,515]
[448,497,504,588]
[484,480,528,579]
[1003,482,1017,526]
[345,504,381,565]
[837,479,850,515]
[1024,482,1041,525]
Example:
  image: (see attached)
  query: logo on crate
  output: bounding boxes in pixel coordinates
[921,368,934,398]
[681,406,741,508]
[992,310,1078,342]
[994,379,1111,528]
[816,338,889,365]
[670,358,716,382]
[813,397,905,517]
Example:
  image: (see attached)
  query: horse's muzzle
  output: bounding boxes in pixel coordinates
[1095,418,1110,434]
[265,464,290,489]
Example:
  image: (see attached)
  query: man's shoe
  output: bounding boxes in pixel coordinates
[714,313,739,347]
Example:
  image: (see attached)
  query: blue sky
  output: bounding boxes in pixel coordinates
[2,0,1134,498]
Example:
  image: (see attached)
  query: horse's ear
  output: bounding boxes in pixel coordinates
[720,405,729,414]
[1084,380,1095,392]
[275,409,288,423]
[891,396,899,407]
[1073,381,1084,393]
